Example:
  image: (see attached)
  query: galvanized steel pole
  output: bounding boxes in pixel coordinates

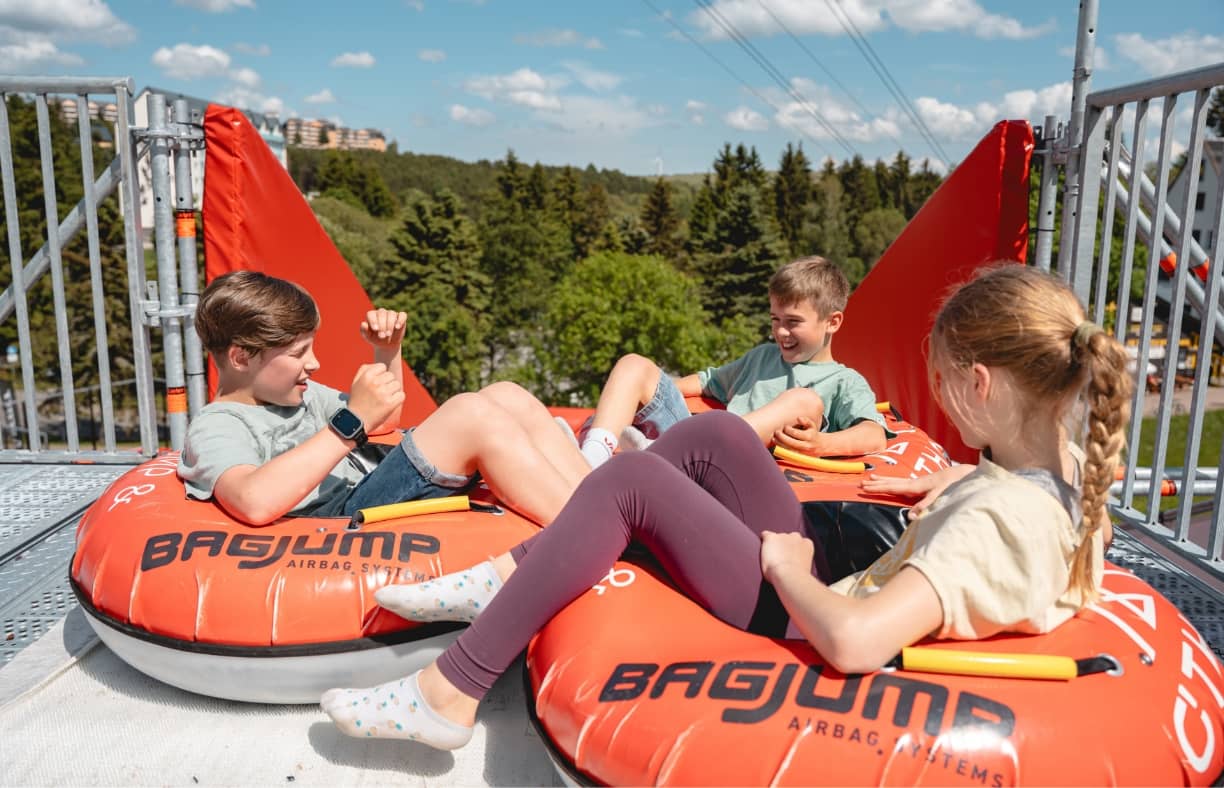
[172,98,206,420]
[1057,0,1098,276]
[147,94,188,449]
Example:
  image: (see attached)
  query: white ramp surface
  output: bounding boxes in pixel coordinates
[0,611,559,787]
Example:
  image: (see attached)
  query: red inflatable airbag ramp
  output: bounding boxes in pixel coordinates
[201,105,436,426]
[527,560,1224,786]
[837,120,1034,464]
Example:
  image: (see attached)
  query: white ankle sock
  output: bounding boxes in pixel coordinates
[321,670,474,750]
[619,425,654,451]
[580,427,618,468]
[375,561,503,623]
[553,416,579,448]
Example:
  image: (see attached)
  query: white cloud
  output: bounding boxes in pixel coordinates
[151,43,231,80]
[910,81,1072,142]
[331,51,375,68]
[464,67,568,110]
[229,67,260,87]
[536,95,654,135]
[418,48,446,63]
[450,104,495,126]
[686,99,706,125]
[725,106,768,132]
[214,85,285,116]
[1114,32,1224,77]
[690,0,1050,41]
[405,0,424,9]
[233,42,270,56]
[764,78,901,143]
[0,37,82,71]
[514,28,603,49]
[0,0,135,44]
[619,28,644,38]
[885,0,1054,39]
[562,61,621,92]
[173,0,254,11]
[304,88,335,105]
[913,96,980,140]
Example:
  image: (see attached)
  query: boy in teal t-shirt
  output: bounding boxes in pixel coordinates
[578,256,889,468]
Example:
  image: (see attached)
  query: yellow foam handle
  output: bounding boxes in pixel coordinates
[900,647,1077,681]
[876,401,891,413]
[355,496,470,524]
[773,446,868,474]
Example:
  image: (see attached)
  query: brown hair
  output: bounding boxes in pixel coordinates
[930,264,1132,601]
[769,256,849,317]
[195,271,319,356]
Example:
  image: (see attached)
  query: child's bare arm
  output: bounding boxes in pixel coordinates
[761,531,942,673]
[212,429,358,525]
[774,419,887,457]
[360,308,407,433]
[213,363,405,525]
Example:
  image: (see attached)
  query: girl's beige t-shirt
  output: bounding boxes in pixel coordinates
[830,457,1103,640]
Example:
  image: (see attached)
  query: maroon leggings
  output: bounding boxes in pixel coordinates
[436,410,829,699]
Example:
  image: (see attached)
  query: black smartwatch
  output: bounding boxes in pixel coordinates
[328,407,368,447]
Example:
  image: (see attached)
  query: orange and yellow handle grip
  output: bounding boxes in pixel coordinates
[899,647,1078,681]
[353,496,471,525]
[772,446,869,474]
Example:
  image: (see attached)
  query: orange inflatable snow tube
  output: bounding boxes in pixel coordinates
[526,559,1224,786]
[70,446,539,703]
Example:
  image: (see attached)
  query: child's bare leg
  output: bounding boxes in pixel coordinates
[411,393,574,524]
[478,381,588,488]
[582,353,661,467]
[742,388,825,445]
[590,354,661,433]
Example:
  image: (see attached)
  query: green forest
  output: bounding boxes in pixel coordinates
[290,141,943,404]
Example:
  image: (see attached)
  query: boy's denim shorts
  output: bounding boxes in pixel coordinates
[312,429,480,518]
[632,370,692,439]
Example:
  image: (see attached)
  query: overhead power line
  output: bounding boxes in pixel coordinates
[754,0,909,153]
[640,0,838,161]
[819,0,952,167]
[694,0,860,158]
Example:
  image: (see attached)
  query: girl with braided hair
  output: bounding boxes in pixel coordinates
[320,263,1133,752]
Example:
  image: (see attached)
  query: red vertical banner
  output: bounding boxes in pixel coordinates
[836,120,1034,463]
[200,106,437,427]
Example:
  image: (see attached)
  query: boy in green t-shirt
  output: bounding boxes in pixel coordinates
[578,256,888,468]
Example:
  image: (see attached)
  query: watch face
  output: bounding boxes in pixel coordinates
[331,408,363,438]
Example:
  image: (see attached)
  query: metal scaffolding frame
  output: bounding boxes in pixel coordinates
[1037,3,1224,577]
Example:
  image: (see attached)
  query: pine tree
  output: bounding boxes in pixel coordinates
[889,151,914,216]
[370,190,490,398]
[773,143,812,255]
[640,178,681,258]
[1208,87,1224,137]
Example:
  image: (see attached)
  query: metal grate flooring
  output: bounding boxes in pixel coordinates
[0,463,1221,667]
[0,464,128,666]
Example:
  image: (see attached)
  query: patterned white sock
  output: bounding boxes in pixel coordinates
[619,425,654,452]
[580,427,618,469]
[375,561,503,623]
[321,670,473,750]
[553,416,579,448]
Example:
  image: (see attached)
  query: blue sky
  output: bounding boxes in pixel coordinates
[4,0,1222,174]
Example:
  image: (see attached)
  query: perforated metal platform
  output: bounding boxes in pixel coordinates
[0,464,128,666]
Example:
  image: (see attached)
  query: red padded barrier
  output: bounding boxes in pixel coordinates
[837,120,1034,463]
[200,105,437,426]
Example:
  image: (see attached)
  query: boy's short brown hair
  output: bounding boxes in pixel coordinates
[195,271,319,356]
[768,256,849,317]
